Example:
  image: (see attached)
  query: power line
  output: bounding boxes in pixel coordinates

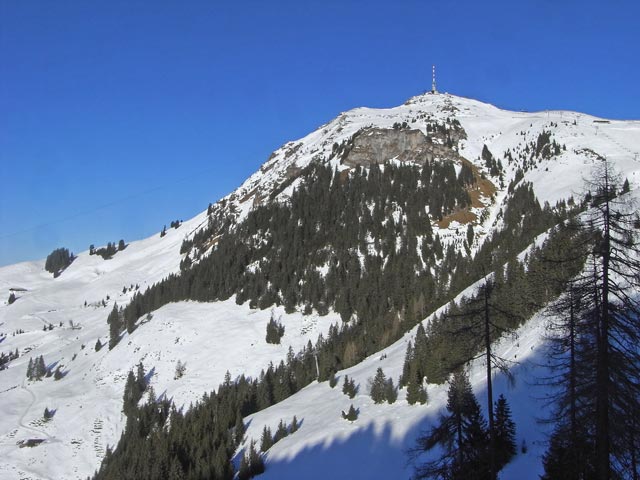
[0,165,223,241]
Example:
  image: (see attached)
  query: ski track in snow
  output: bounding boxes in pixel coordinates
[0,92,639,479]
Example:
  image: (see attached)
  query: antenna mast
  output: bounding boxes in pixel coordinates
[431,65,437,94]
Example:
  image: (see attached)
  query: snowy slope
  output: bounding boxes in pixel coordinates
[238,287,551,480]
[1,91,639,479]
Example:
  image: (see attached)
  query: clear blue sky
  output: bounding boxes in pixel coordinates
[1,0,639,266]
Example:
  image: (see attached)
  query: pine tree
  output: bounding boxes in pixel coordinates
[265,314,285,344]
[342,404,358,422]
[290,415,299,433]
[44,247,73,276]
[274,419,288,443]
[35,355,46,380]
[410,371,489,480]
[586,161,640,479]
[234,413,246,446]
[493,395,516,469]
[370,368,387,404]
[406,370,428,405]
[107,304,122,349]
[238,440,264,480]
[342,375,357,399]
[541,161,640,479]
[260,425,273,452]
[384,377,398,404]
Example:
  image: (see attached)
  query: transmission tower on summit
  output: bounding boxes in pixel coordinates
[431,65,438,94]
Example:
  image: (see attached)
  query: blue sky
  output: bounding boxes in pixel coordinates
[1,0,639,266]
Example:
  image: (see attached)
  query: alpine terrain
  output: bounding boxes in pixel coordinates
[1,91,640,480]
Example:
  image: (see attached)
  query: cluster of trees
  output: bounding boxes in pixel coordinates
[411,372,516,479]
[0,348,19,370]
[160,220,181,238]
[110,159,481,353]
[265,314,285,344]
[259,417,299,452]
[402,200,585,386]
[342,404,359,421]
[369,368,398,404]
[342,375,358,398]
[481,145,503,178]
[122,363,148,417]
[237,441,264,480]
[44,247,73,276]
[510,129,565,173]
[26,356,47,381]
[533,130,564,160]
[540,162,640,479]
[90,240,126,259]
[107,302,139,348]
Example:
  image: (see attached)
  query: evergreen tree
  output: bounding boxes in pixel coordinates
[35,355,46,380]
[234,413,246,446]
[265,314,285,344]
[238,440,264,480]
[370,368,388,404]
[410,371,489,480]
[542,161,640,479]
[26,357,33,380]
[44,247,73,276]
[273,419,288,443]
[622,177,630,193]
[290,415,299,433]
[342,404,358,422]
[406,370,428,405]
[107,304,122,349]
[342,375,357,399]
[384,377,398,404]
[493,395,517,470]
[260,425,273,452]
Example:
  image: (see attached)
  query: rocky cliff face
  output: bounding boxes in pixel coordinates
[341,125,465,167]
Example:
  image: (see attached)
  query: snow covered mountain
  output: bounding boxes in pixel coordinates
[1,92,639,480]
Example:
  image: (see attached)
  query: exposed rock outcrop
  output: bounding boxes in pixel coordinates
[341,126,465,167]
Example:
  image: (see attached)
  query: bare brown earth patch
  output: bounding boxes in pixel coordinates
[437,159,496,229]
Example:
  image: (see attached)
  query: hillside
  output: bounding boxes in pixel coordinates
[1,92,639,479]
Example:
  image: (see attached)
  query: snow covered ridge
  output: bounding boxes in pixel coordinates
[194,92,640,260]
[0,92,639,479]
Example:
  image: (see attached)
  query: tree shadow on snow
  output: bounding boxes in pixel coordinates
[260,342,556,480]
